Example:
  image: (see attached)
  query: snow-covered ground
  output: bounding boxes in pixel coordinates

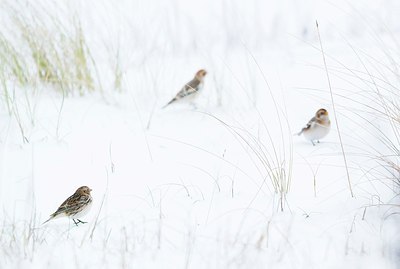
[0,0,399,268]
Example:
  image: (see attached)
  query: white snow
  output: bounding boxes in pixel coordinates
[0,0,399,268]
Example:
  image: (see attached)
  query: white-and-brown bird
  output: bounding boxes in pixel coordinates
[163,69,207,108]
[297,108,331,145]
[43,186,93,226]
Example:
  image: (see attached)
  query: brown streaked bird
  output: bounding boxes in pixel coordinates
[163,69,207,108]
[297,108,331,146]
[43,186,93,226]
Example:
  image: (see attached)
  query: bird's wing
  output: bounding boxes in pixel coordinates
[304,116,316,129]
[51,194,74,216]
[297,116,316,135]
[52,194,90,216]
[162,78,201,108]
[177,79,200,98]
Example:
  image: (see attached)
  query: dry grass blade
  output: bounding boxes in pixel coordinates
[316,20,354,197]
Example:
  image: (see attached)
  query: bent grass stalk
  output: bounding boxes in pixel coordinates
[316,21,354,197]
[201,112,292,211]
[218,50,293,211]
[89,168,109,243]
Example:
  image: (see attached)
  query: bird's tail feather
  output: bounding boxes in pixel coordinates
[42,217,53,225]
[42,213,57,225]
[294,129,304,136]
[162,98,176,109]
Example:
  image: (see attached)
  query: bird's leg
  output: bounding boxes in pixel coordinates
[72,219,87,226]
[317,140,320,143]
[76,219,87,224]
[311,141,316,146]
